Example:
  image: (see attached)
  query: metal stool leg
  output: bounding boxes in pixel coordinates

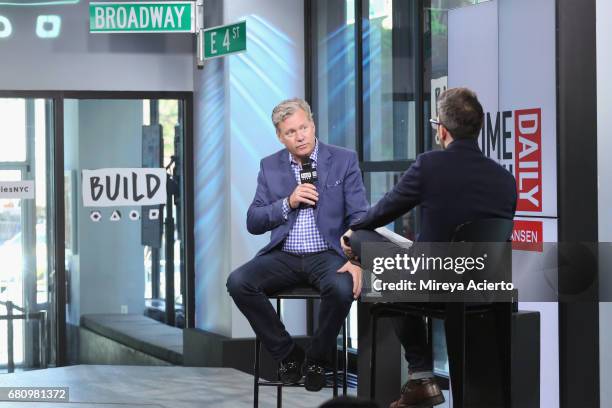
[445,303,466,408]
[276,298,282,408]
[370,310,379,399]
[333,340,339,397]
[342,320,348,396]
[254,338,261,408]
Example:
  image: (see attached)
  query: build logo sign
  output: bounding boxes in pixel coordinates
[82,168,166,223]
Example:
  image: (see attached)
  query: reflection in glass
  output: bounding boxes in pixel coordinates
[0,98,53,372]
[364,0,417,161]
[365,171,416,240]
[311,0,356,150]
[424,0,489,151]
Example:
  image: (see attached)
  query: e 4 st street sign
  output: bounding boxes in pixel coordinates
[90,1,195,33]
[202,21,247,59]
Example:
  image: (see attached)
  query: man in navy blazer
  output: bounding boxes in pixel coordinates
[344,88,517,408]
[227,98,368,391]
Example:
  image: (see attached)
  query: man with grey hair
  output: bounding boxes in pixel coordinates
[342,88,516,407]
[227,97,368,391]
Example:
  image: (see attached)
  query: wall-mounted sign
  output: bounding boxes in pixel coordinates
[202,20,246,59]
[82,168,166,207]
[89,1,195,33]
[0,181,35,199]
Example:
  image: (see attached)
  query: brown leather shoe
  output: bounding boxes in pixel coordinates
[389,378,445,408]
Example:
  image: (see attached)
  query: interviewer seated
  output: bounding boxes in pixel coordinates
[227,98,368,391]
[341,88,517,408]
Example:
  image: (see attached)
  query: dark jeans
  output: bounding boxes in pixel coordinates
[226,249,353,363]
[350,229,433,373]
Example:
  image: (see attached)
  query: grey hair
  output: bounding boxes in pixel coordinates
[271,98,314,130]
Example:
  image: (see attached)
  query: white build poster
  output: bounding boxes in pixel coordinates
[82,168,166,207]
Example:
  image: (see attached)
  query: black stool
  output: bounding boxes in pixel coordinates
[254,285,349,408]
[369,301,516,407]
[368,218,516,407]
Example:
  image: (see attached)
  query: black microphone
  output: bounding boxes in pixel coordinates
[299,159,318,208]
[299,159,318,185]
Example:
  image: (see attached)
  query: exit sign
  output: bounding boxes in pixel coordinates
[203,21,247,59]
[89,2,195,33]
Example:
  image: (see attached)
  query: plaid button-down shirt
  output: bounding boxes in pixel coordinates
[281,142,329,254]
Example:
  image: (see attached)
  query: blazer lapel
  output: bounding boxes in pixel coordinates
[279,149,298,197]
[314,141,331,219]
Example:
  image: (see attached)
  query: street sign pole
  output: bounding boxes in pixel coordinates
[195,0,205,68]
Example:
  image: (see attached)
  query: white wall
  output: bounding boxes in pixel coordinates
[596,2,612,406]
[194,0,305,338]
[0,2,192,91]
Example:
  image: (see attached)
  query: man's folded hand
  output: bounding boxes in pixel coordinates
[337,261,362,299]
[340,229,354,259]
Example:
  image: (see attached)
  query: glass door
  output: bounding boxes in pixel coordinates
[0,98,55,373]
[62,97,186,363]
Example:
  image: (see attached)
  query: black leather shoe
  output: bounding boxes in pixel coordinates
[303,360,326,392]
[278,345,304,384]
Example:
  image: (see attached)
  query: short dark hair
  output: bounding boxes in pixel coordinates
[437,87,484,140]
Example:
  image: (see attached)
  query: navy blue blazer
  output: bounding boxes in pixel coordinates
[351,138,517,241]
[247,141,369,257]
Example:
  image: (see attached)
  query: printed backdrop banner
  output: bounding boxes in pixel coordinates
[448,0,557,219]
[82,168,166,207]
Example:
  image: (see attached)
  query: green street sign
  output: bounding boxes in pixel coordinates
[203,21,247,59]
[89,2,195,33]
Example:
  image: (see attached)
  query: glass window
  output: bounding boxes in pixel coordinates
[363,0,418,161]
[423,0,490,151]
[64,98,186,332]
[365,171,416,239]
[0,99,26,162]
[0,98,54,373]
[311,0,356,150]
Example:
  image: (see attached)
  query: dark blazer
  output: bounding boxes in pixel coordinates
[248,141,369,256]
[351,138,517,241]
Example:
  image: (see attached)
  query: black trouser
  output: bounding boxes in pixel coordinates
[227,249,353,363]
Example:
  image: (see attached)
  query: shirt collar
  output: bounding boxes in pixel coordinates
[289,139,319,166]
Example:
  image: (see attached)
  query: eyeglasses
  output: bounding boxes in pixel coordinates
[430,118,442,145]
[429,118,442,130]
[283,124,311,139]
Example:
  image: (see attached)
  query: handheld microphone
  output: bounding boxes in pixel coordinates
[299,159,318,185]
[299,159,318,208]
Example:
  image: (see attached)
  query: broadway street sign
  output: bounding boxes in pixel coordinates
[89,2,195,33]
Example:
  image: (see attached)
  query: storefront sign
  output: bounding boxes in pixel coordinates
[0,181,35,199]
[82,168,166,207]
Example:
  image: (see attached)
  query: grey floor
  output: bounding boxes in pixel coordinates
[0,365,343,408]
